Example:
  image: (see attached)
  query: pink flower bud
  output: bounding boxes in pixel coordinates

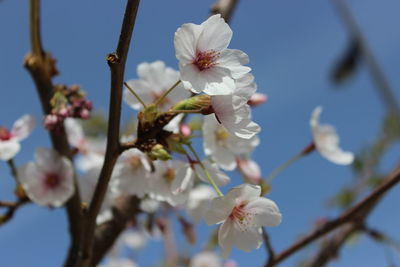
[180,124,191,136]
[247,93,268,107]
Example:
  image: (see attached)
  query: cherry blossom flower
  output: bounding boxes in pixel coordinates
[186,185,217,222]
[190,251,221,267]
[248,93,268,107]
[148,160,191,206]
[310,106,354,165]
[18,148,74,207]
[64,118,105,171]
[203,115,259,170]
[111,148,152,198]
[204,184,282,258]
[100,258,138,267]
[0,114,35,161]
[124,61,190,111]
[174,14,251,95]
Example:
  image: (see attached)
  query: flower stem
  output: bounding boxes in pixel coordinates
[155,80,181,107]
[186,143,224,197]
[124,82,147,108]
[266,152,304,184]
[168,109,202,114]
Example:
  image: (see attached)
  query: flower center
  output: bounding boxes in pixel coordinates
[215,127,230,144]
[128,156,142,170]
[193,50,218,71]
[152,91,170,107]
[0,127,12,141]
[229,201,254,230]
[163,168,176,184]
[44,173,61,189]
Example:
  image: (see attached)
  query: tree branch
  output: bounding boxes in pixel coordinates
[265,165,400,267]
[77,1,141,266]
[24,1,83,265]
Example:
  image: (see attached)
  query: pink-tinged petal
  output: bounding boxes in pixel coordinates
[11,114,35,141]
[246,198,282,227]
[237,158,262,184]
[34,147,60,173]
[218,49,251,79]
[204,195,236,225]
[174,23,202,63]
[197,14,232,52]
[0,141,20,160]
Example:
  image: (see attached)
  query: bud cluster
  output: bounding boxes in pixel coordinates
[44,84,92,132]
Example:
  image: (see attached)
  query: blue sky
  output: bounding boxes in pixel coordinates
[0,0,399,266]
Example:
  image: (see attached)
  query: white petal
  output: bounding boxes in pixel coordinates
[34,147,61,173]
[11,114,35,141]
[246,198,282,227]
[228,184,261,202]
[174,23,201,63]
[234,73,257,100]
[218,219,235,258]
[310,106,323,128]
[194,160,231,186]
[217,49,251,79]
[0,141,20,160]
[204,195,236,225]
[197,14,232,52]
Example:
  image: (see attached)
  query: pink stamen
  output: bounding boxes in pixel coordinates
[192,50,218,71]
[0,127,12,141]
[44,173,61,190]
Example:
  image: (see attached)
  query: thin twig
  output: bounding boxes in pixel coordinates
[78,1,141,266]
[262,228,276,265]
[265,165,400,267]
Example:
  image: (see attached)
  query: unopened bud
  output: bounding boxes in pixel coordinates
[142,104,158,123]
[172,94,211,112]
[149,144,172,161]
[247,93,268,107]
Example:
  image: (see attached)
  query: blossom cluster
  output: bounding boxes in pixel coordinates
[4,14,356,265]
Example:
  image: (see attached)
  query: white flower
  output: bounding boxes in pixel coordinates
[310,106,354,165]
[0,114,35,161]
[111,148,151,198]
[190,251,221,267]
[174,14,251,95]
[148,160,191,206]
[203,115,259,170]
[186,185,217,223]
[204,184,282,258]
[124,61,190,111]
[64,118,105,171]
[18,148,74,207]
